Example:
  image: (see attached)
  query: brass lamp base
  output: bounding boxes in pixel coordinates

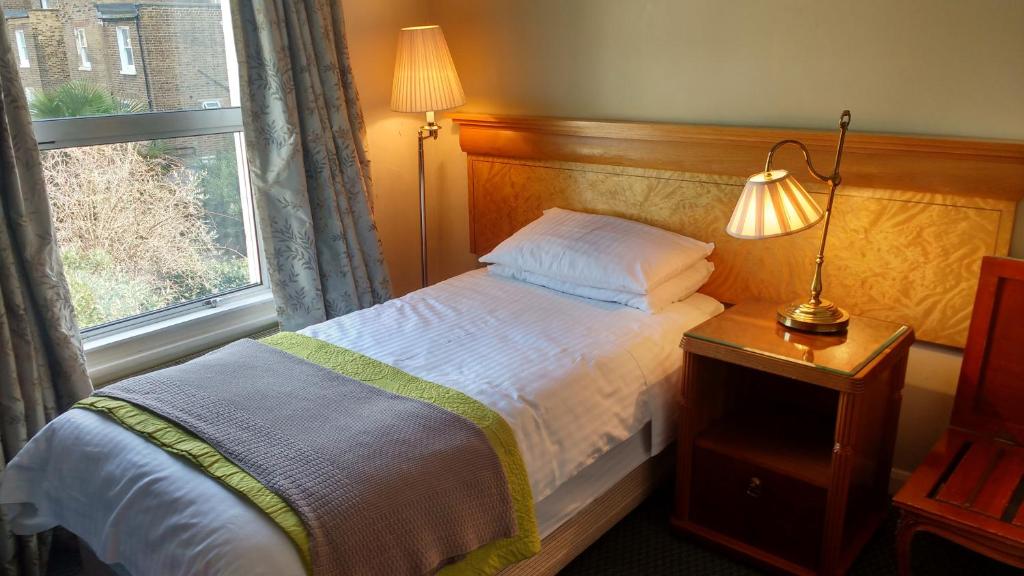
[777,299,850,334]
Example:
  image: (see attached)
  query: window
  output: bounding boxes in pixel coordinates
[115,26,135,75]
[201,100,222,110]
[74,28,91,70]
[15,29,30,68]
[40,0,51,8]
[14,1,266,348]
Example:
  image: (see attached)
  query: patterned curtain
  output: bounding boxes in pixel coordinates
[0,21,93,576]
[231,0,392,331]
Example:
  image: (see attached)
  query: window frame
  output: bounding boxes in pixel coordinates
[14,29,30,68]
[35,106,268,329]
[74,27,91,71]
[33,107,275,380]
[34,107,245,150]
[115,26,136,75]
[85,284,276,386]
[21,1,275,383]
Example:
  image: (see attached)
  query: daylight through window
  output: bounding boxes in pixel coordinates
[4,0,262,333]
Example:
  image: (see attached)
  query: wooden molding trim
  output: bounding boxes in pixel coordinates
[451,113,1024,201]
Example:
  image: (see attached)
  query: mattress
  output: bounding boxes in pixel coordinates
[1,268,722,575]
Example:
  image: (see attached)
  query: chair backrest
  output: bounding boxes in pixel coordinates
[951,256,1024,442]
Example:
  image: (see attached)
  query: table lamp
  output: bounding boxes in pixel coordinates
[391,25,466,287]
[726,110,852,333]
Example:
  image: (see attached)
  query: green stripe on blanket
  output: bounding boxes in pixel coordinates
[76,395,313,572]
[75,332,540,575]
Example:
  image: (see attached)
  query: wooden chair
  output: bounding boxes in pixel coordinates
[894,256,1024,574]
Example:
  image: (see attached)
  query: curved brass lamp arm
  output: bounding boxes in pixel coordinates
[764,140,832,182]
[763,110,852,184]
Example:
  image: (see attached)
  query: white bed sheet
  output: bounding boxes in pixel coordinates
[300,269,722,500]
[1,269,722,575]
[533,423,653,537]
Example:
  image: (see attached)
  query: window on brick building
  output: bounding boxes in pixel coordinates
[7,1,268,362]
[74,28,91,70]
[115,26,136,75]
[15,29,30,68]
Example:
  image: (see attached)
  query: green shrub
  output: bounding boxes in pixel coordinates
[62,248,167,327]
[36,85,255,329]
[197,150,247,257]
[206,258,253,293]
[29,80,146,120]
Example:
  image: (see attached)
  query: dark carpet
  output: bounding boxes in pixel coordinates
[561,484,1020,575]
[47,484,1020,575]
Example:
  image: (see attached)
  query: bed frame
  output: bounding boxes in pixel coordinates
[498,450,672,575]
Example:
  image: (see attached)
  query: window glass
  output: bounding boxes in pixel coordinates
[7,0,236,118]
[5,1,261,333]
[14,29,29,68]
[74,27,91,70]
[116,26,135,75]
[44,133,258,330]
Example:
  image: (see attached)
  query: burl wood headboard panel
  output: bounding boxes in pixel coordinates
[452,114,1024,348]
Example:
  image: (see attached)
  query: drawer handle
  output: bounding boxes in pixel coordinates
[746,477,762,498]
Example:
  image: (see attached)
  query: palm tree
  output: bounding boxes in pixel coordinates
[29,80,147,119]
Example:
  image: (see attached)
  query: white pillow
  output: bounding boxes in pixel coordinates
[480,208,714,294]
[488,260,715,313]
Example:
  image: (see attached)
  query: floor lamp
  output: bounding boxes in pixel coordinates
[391,25,466,287]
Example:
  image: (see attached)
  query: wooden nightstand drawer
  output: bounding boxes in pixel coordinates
[692,445,826,569]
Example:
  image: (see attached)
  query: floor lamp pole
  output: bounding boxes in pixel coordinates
[392,24,465,288]
[417,115,440,288]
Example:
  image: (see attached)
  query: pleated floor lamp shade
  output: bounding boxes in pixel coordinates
[391,25,466,114]
[726,170,824,239]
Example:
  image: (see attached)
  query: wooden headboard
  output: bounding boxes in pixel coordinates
[452,113,1024,348]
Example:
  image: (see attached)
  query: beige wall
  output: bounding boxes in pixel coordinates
[341,0,431,296]
[342,0,1024,474]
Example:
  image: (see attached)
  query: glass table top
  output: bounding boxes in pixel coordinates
[685,301,911,376]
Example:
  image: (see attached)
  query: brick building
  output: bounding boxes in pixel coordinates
[3,0,230,112]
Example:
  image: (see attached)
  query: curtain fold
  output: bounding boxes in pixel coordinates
[231,0,391,331]
[0,20,92,576]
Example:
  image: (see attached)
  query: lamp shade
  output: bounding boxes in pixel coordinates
[391,25,466,113]
[726,170,824,239]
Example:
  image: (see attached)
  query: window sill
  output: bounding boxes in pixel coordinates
[120,69,137,76]
[79,65,92,71]
[84,289,278,386]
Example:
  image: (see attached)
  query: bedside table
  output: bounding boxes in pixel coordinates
[671,301,914,576]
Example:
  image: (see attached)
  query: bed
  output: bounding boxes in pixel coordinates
[2,268,724,575]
